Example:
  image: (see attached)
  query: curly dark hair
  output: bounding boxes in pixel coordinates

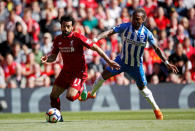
[133,8,147,20]
[60,15,75,25]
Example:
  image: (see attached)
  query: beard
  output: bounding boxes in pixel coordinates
[62,31,71,36]
[133,22,141,29]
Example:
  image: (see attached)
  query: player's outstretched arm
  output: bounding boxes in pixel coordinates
[41,54,58,64]
[90,44,120,70]
[92,29,116,43]
[152,44,179,73]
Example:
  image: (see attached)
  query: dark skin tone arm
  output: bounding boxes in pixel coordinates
[41,54,58,63]
[90,44,120,70]
[151,44,179,73]
[93,29,116,42]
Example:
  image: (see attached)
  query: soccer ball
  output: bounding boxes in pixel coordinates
[45,108,61,123]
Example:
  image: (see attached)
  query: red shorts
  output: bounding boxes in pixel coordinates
[54,77,85,93]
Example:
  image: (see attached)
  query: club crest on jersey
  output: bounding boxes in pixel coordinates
[86,39,92,44]
[58,42,62,45]
[140,34,145,41]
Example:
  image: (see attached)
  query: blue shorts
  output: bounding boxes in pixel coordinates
[106,55,147,88]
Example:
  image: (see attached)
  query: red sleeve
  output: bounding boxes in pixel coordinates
[74,32,94,48]
[51,36,59,55]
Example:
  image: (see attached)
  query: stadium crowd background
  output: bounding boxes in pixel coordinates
[0,0,195,89]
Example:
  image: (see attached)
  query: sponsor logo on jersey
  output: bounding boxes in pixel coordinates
[59,47,75,53]
[125,38,146,47]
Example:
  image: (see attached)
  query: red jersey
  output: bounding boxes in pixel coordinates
[155,16,170,30]
[51,32,94,82]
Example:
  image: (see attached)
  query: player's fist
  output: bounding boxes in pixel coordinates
[166,63,179,73]
[108,60,120,70]
[41,55,48,63]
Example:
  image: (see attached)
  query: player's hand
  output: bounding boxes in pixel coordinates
[108,60,120,70]
[166,63,179,73]
[41,55,48,63]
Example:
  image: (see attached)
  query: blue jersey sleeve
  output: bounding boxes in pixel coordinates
[148,30,156,46]
[112,23,130,33]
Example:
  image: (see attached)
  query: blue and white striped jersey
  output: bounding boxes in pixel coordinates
[113,22,156,67]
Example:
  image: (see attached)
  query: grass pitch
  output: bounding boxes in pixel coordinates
[0,109,195,131]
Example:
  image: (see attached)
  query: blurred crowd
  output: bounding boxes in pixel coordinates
[0,0,195,89]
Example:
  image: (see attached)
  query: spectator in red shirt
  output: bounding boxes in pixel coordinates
[190,55,195,81]
[183,37,195,59]
[23,8,40,42]
[121,7,131,23]
[2,53,18,80]
[158,29,168,49]
[79,0,98,9]
[154,7,170,30]
[7,64,26,88]
[143,0,157,17]
[173,24,187,44]
[22,52,37,79]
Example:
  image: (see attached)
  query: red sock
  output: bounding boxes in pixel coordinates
[72,92,80,101]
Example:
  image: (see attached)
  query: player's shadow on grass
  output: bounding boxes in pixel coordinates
[0,121,47,124]
[0,121,75,125]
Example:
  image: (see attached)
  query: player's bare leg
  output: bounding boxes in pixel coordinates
[50,85,66,122]
[139,86,163,120]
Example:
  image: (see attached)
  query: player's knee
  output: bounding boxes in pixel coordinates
[138,86,145,90]
[66,93,76,102]
[66,92,80,102]
[66,95,75,102]
[102,70,112,80]
[137,82,147,90]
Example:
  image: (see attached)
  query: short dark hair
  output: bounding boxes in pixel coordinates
[60,15,75,25]
[133,8,147,20]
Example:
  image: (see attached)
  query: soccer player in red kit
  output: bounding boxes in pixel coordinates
[41,15,120,122]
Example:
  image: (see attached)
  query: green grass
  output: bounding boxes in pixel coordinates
[0,109,195,131]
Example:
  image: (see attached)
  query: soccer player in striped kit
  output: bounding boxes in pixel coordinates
[86,8,178,120]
